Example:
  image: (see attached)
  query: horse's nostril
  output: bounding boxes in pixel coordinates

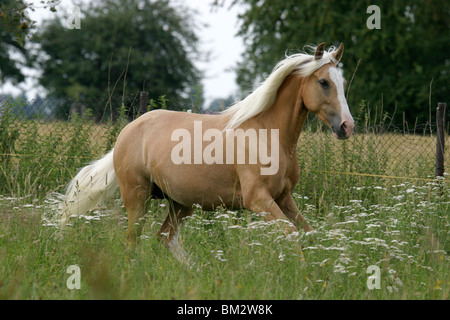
[340,120,355,139]
[341,121,348,130]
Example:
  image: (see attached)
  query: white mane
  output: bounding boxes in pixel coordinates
[224,45,338,129]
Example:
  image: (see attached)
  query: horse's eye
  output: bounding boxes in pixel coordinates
[319,79,330,88]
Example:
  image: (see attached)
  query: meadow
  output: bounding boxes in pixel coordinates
[0,178,448,300]
[0,107,448,300]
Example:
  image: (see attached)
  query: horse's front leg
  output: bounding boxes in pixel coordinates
[276,193,313,232]
[243,187,297,229]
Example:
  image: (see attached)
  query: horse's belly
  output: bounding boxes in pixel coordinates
[152,163,242,210]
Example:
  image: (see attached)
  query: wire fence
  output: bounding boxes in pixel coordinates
[299,121,447,180]
[0,96,448,198]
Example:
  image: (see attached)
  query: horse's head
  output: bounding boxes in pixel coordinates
[302,43,354,140]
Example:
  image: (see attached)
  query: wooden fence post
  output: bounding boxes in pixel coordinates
[435,102,446,178]
[139,91,149,116]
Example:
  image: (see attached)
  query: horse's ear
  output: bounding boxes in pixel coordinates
[314,42,326,60]
[333,43,344,64]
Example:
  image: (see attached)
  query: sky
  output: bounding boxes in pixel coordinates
[3,0,245,106]
[183,0,245,104]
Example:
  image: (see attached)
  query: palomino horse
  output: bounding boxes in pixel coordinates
[61,43,354,263]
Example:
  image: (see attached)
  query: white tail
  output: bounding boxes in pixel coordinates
[61,149,119,228]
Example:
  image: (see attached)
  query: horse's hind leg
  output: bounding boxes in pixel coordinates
[157,200,193,264]
[119,178,152,247]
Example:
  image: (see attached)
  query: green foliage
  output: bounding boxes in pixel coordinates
[219,0,449,124]
[32,0,203,119]
[0,102,98,197]
[0,0,58,83]
[105,104,129,152]
[0,99,20,166]
[191,84,203,113]
[65,109,96,167]
[0,0,29,83]
[148,95,169,112]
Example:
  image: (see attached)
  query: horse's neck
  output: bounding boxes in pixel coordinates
[258,74,308,156]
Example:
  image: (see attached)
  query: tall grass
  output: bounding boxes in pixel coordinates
[0,102,448,300]
[0,179,448,299]
[0,102,107,198]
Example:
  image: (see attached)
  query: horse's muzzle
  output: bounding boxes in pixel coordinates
[332,120,354,140]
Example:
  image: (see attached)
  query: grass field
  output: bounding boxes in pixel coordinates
[0,178,448,300]
[0,112,448,300]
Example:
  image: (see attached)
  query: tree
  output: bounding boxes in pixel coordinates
[205,95,235,113]
[0,0,31,85]
[32,0,203,120]
[0,0,58,85]
[219,0,449,124]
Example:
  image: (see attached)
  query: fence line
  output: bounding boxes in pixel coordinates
[309,170,439,183]
[0,153,93,159]
[305,102,447,183]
